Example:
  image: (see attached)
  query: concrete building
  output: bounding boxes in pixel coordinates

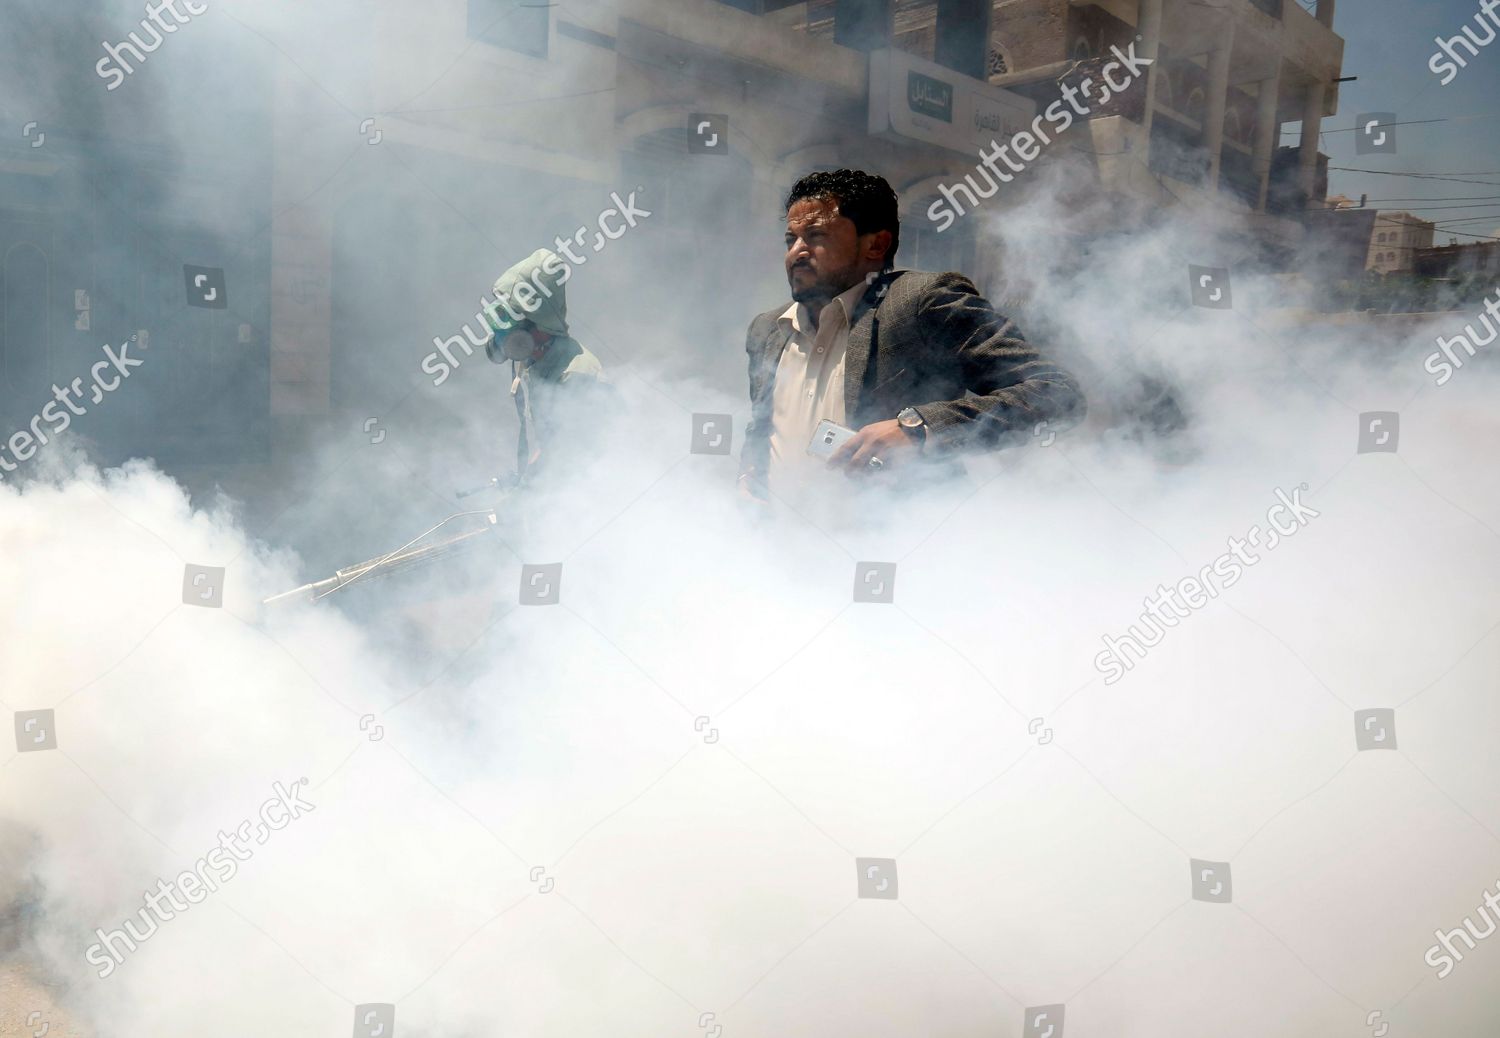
[0,4,273,469]
[1415,240,1500,280]
[267,0,1345,412]
[1299,203,1378,285]
[755,0,1344,234]
[0,0,1349,470]
[1366,212,1436,275]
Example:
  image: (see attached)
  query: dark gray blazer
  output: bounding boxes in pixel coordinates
[740,269,1084,487]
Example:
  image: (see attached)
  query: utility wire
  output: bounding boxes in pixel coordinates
[1351,202,1500,214]
[1427,228,1500,242]
[1348,195,1500,204]
[1336,168,1500,177]
[1284,113,1497,136]
[1329,169,1500,188]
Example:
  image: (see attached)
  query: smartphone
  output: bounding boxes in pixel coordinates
[807,418,857,458]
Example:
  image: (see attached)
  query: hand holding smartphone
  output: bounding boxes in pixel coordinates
[806,418,857,459]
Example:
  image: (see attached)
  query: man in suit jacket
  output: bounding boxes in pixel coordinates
[739,169,1084,498]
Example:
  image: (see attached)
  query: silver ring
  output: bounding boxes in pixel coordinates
[867,457,884,470]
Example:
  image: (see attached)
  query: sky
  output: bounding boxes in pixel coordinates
[1308,0,1500,243]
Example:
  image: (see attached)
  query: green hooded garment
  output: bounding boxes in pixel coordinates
[481,248,608,481]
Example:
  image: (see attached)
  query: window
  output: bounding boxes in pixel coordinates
[1376,232,1386,243]
[468,0,549,58]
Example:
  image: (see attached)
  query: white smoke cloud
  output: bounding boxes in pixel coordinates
[6,277,1500,1036]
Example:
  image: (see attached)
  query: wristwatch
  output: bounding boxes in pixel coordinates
[897,406,926,445]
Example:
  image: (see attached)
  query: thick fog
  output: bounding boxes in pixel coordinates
[2,1,1499,1036]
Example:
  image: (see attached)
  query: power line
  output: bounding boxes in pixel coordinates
[1311,202,1500,216]
[1284,113,1497,136]
[1362,203,1500,214]
[1336,168,1500,177]
[1428,228,1500,242]
[1331,168,1500,178]
[1352,195,1500,204]
[1329,167,1500,187]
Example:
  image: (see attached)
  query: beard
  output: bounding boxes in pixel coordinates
[788,262,859,306]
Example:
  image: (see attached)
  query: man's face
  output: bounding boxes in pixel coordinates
[499,320,549,361]
[784,197,887,305]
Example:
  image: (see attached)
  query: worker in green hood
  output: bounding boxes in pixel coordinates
[482,248,608,484]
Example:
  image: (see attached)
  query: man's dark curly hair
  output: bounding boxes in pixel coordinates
[785,168,900,269]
